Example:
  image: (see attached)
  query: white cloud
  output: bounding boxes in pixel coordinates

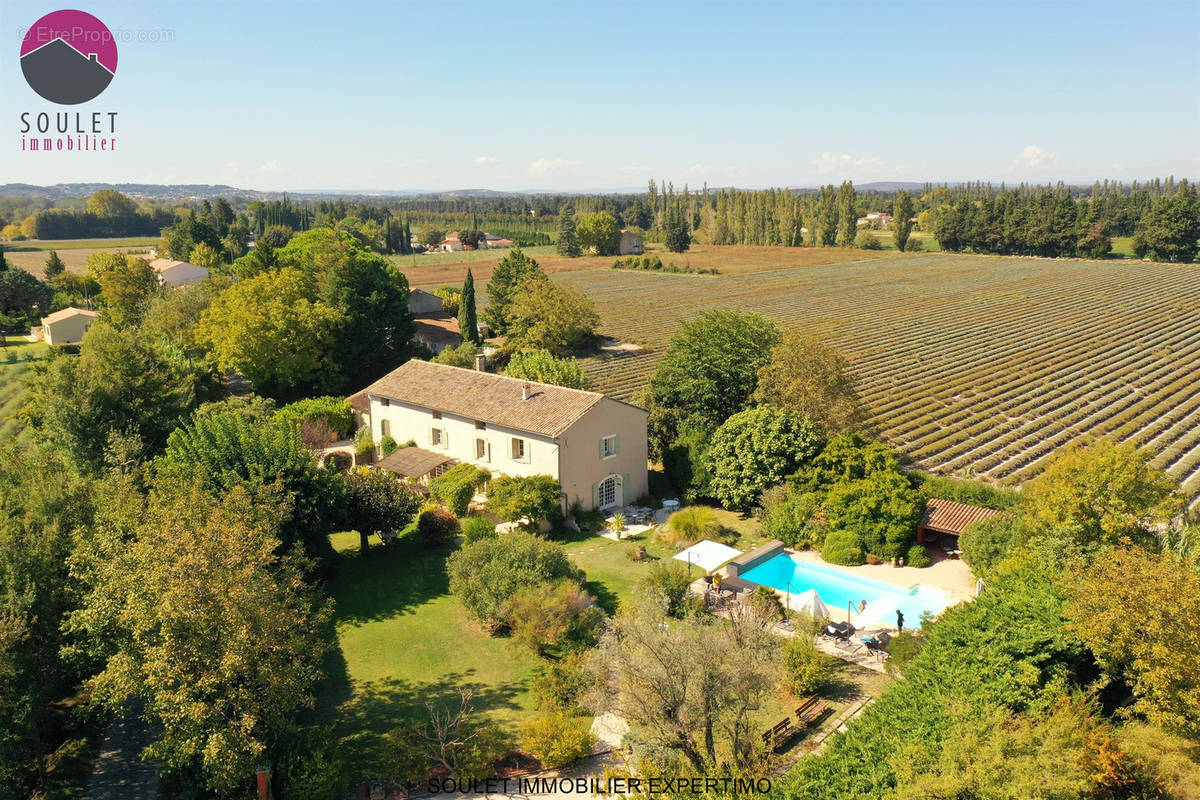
[257,159,281,175]
[1011,145,1056,173]
[813,153,885,176]
[528,157,582,176]
[473,156,497,165]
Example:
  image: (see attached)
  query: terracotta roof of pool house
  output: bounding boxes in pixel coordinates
[918,498,1003,536]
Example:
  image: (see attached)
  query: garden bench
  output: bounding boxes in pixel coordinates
[761,717,799,752]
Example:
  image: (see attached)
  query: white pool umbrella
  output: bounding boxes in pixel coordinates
[784,588,830,619]
[672,540,743,573]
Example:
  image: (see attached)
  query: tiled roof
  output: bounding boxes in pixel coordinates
[414,314,462,346]
[920,498,1003,535]
[362,360,621,438]
[41,306,99,324]
[346,390,369,412]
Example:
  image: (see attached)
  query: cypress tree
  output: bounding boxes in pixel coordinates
[44,250,65,279]
[893,190,915,252]
[556,205,581,257]
[837,181,857,247]
[459,268,480,344]
[0,246,8,272]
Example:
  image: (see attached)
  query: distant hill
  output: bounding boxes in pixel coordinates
[0,183,251,201]
[854,181,932,192]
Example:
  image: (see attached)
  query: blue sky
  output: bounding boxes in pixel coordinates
[1,0,1197,191]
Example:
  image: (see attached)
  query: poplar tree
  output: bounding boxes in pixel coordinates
[893,191,915,252]
[837,181,857,247]
[459,269,480,344]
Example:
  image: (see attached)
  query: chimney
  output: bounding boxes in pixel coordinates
[474,352,487,371]
[522,383,532,401]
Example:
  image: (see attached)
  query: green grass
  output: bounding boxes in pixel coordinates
[3,236,159,250]
[1110,235,1135,257]
[320,530,542,779]
[867,229,941,252]
[0,344,46,447]
[560,507,768,611]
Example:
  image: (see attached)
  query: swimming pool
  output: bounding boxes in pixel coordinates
[738,553,951,627]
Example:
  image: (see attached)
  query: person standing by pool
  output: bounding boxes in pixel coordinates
[896,609,905,632]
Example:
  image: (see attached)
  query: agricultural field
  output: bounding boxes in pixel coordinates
[551,253,1200,510]
[394,243,891,289]
[0,340,48,448]
[1,237,158,278]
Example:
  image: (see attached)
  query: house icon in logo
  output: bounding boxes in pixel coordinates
[20,10,118,105]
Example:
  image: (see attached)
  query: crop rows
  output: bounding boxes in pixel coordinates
[559,254,1200,509]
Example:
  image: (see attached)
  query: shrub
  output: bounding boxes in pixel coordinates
[461,515,497,545]
[959,514,1023,573]
[748,585,785,621]
[637,560,694,617]
[484,474,562,527]
[380,435,398,456]
[430,463,490,516]
[607,513,626,535]
[657,506,721,547]
[530,652,590,711]
[447,531,582,628]
[907,543,932,568]
[519,710,595,769]
[904,237,924,252]
[353,426,374,457]
[760,490,826,549]
[624,542,647,561]
[822,530,865,565]
[279,726,349,800]
[883,631,924,677]
[275,396,354,439]
[782,635,832,697]
[386,713,509,784]
[509,579,605,655]
[855,229,883,250]
[417,507,460,548]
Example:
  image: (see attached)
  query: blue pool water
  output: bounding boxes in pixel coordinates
[739,554,951,627]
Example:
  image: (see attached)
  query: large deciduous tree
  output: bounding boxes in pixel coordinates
[481,247,546,335]
[0,267,52,324]
[198,267,342,399]
[704,406,823,510]
[89,253,159,328]
[1022,439,1179,551]
[645,310,781,456]
[576,211,621,256]
[585,593,781,771]
[447,530,581,629]
[752,330,865,435]
[483,475,563,527]
[276,228,417,391]
[504,349,591,389]
[151,398,343,568]
[505,279,599,355]
[23,321,204,472]
[70,484,330,796]
[1064,547,1200,741]
[344,467,421,554]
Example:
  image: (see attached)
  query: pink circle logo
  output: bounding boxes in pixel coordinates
[20,10,117,104]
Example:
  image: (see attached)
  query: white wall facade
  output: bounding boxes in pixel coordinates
[366,393,649,511]
[368,396,562,482]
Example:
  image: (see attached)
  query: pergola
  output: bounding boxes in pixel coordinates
[375,446,457,482]
[916,498,1003,543]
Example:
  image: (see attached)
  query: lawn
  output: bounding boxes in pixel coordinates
[320,531,542,778]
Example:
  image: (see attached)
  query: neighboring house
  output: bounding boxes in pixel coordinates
[617,229,644,255]
[149,258,209,287]
[408,288,445,315]
[413,314,462,354]
[860,212,894,229]
[440,236,463,252]
[482,234,513,249]
[41,307,98,345]
[358,360,649,511]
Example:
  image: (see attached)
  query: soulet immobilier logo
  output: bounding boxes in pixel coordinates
[18,9,119,153]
